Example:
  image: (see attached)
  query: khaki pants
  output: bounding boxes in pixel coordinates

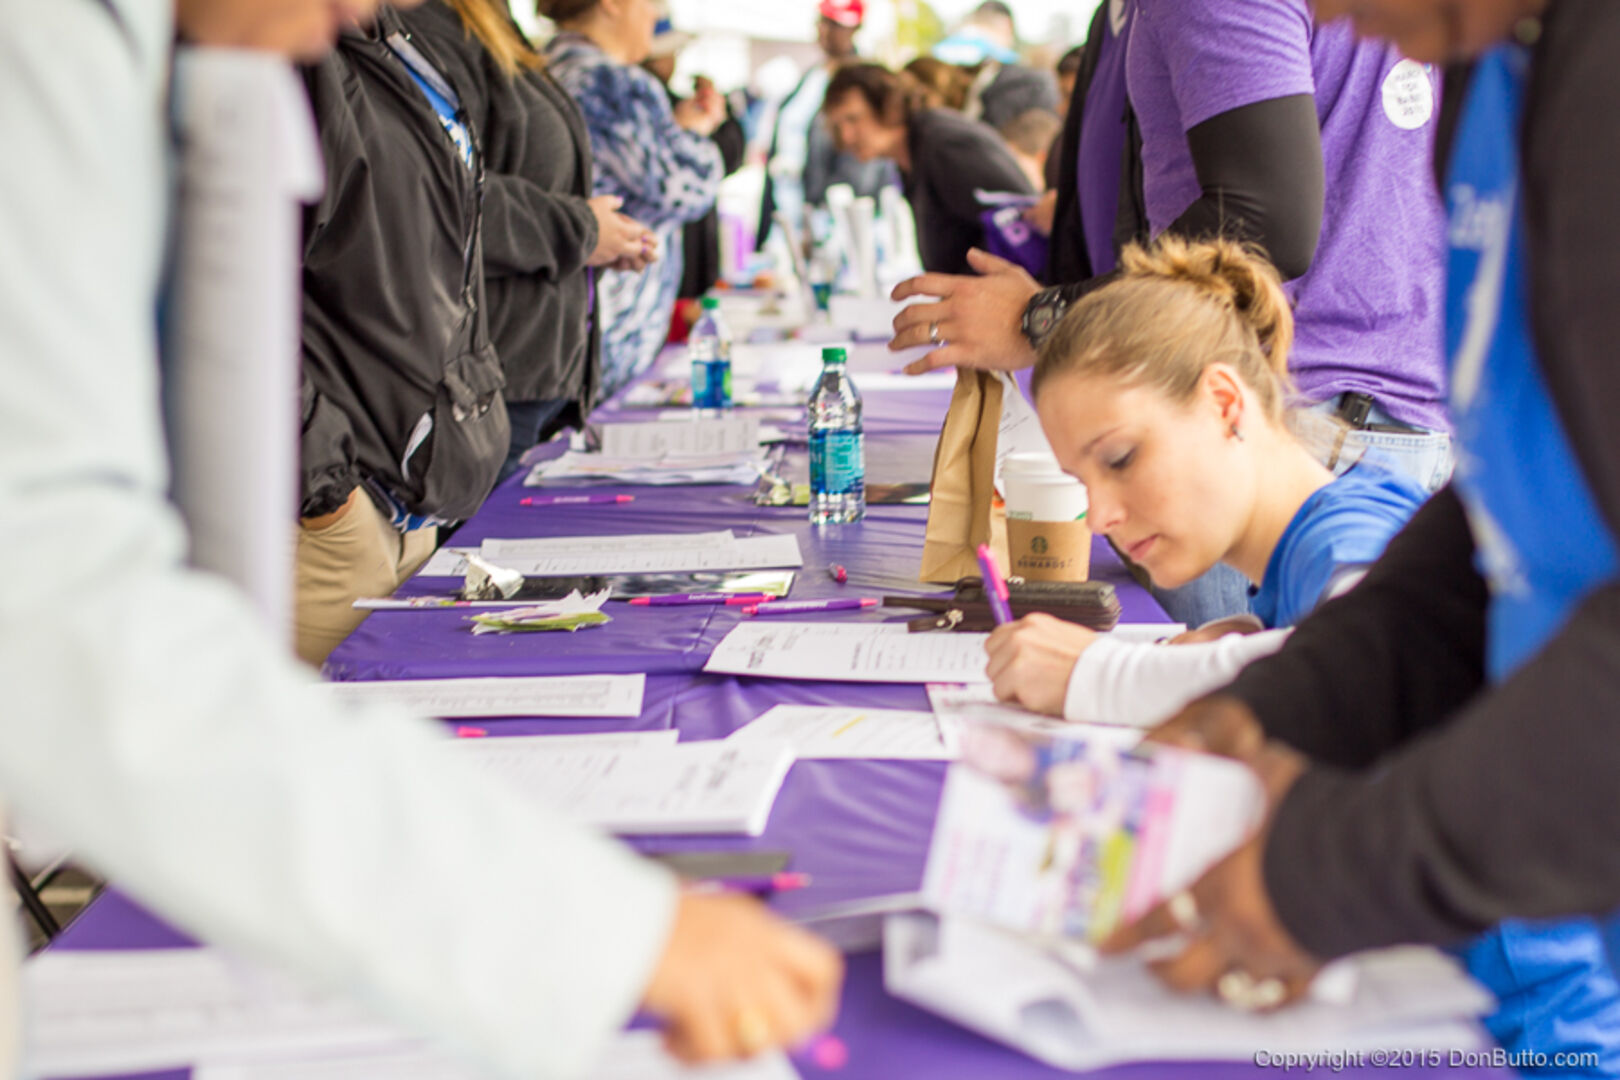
[294,490,437,667]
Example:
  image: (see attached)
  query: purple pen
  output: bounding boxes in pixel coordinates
[519,493,635,507]
[627,593,771,606]
[976,544,1014,625]
[743,598,880,616]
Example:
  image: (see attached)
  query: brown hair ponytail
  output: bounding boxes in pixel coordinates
[1033,236,1297,423]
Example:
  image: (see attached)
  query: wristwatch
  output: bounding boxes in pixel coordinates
[1020,286,1071,349]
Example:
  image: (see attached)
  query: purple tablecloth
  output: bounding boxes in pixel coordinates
[54,346,1504,1080]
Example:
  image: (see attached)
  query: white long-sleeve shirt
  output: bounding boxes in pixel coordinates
[1063,630,1295,728]
[0,4,674,1077]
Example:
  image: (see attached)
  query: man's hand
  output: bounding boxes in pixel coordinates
[641,892,844,1062]
[889,249,1042,374]
[984,613,1099,716]
[1101,697,1322,1010]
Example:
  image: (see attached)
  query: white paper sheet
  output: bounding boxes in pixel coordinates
[323,674,647,719]
[527,450,767,487]
[414,546,478,578]
[480,533,803,577]
[22,950,408,1078]
[843,370,959,392]
[456,737,797,836]
[592,417,761,459]
[196,1033,799,1080]
[926,684,1148,751]
[728,705,950,759]
[704,623,991,684]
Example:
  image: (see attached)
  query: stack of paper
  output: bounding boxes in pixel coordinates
[23,950,795,1080]
[587,416,762,458]
[454,736,797,836]
[728,705,951,760]
[323,674,647,719]
[527,449,767,487]
[925,684,1146,752]
[478,531,803,577]
[704,622,990,684]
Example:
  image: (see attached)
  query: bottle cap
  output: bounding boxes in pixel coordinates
[700,296,720,310]
[821,346,848,365]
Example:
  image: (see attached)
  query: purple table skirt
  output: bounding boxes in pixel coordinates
[54,349,1504,1080]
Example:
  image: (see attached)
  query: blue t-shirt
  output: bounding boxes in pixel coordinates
[1248,468,1427,629]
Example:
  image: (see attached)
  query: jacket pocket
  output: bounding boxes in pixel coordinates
[409,340,509,522]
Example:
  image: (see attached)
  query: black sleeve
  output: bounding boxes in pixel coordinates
[1256,0,1620,959]
[1223,487,1488,768]
[713,110,746,176]
[480,173,597,282]
[1166,94,1324,280]
[931,124,1034,228]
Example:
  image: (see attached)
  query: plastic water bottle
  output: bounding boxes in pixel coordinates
[689,296,732,412]
[808,346,865,524]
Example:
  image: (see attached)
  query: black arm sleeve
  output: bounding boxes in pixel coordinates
[1255,0,1620,959]
[1167,94,1324,280]
[1223,487,1488,767]
[480,173,597,282]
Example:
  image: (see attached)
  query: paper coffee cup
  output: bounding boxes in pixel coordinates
[1001,453,1088,523]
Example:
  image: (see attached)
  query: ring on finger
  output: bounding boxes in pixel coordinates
[1167,890,1203,935]
[928,320,942,345]
[732,1006,771,1054]
[1216,969,1288,1012]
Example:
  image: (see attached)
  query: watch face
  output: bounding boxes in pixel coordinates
[1029,303,1059,339]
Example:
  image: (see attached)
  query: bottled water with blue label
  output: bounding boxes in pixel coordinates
[808,346,864,524]
[689,296,732,412]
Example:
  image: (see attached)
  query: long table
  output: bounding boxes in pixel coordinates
[50,342,1505,1079]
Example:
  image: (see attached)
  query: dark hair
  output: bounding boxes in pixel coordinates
[823,63,932,127]
[1057,44,1084,79]
[537,0,600,25]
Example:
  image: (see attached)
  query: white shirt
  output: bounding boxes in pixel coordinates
[0,4,675,1078]
[1064,630,1295,728]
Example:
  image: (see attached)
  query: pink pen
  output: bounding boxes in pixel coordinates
[454,726,488,738]
[798,1034,848,1070]
[976,544,1014,625]
[742,598,879,616]
[519,493,635,507]
[627,593,771,606]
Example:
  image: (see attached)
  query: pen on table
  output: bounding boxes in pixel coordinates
[518,493,635,507]
[627,593,772,606]
[454,726,488,738]
[976,544,1014,625]
[689,872,811,895]
[743,598,880,616]
[827,563,847,584]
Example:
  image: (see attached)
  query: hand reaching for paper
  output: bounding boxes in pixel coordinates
[889,249,1043,374]
[641,892,844,1062]
[984,613,1099,716]
[1100,696,1322,1010]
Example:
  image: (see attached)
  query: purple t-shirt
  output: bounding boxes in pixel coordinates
[1126,0,1449,432]
[1078,0,1132,276]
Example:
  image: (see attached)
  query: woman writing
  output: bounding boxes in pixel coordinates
[821,63,1032,275]
[985,237,1426,727]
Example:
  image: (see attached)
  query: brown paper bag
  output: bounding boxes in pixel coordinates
[920,369,1007,583]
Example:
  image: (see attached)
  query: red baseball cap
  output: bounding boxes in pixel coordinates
[819,0,864,28]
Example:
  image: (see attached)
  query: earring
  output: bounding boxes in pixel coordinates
[1229,423,1244,442]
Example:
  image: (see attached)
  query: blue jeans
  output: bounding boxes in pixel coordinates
[498,398,570,487]
[1153,400,1457,628]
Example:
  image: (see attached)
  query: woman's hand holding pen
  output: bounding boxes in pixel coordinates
[1100,696,1322,1011]
[984,613,1099,716]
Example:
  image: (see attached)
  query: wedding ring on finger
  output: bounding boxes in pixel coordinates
[928,320,942,345]
[1167,890,1203,935]
[1216,969,1288,1012]
[732,1006,771,1055]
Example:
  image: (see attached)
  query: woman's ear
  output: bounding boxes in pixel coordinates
[1202,363,1247,437]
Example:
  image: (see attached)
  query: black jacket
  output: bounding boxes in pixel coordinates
[1218,0,1620,961]
[401,2,602,421]
[300,10,506,521]
[903,107,1033,274]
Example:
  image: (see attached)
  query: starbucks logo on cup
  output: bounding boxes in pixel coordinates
[1032,536,1048,555]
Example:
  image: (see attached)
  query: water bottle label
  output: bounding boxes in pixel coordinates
[810,430,864,495]
[692,359,732,409]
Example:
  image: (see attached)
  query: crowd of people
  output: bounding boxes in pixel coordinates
[6,0,1620,1077]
